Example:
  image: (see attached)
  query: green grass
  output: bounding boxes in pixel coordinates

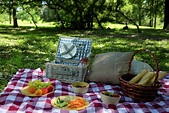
[0,24,169,92]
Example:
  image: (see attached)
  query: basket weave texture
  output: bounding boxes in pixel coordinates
[46,36,92,83]
[119,49,161,101]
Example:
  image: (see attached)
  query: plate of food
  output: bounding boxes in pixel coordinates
[100,91,121,105]
[21,80,54,97]
[51,95,89,110]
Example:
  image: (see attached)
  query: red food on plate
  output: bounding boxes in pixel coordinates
[47,85,54,92]
[42,88,48,94]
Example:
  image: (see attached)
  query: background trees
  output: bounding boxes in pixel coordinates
[0,0,167,30]
[163,0,169,29]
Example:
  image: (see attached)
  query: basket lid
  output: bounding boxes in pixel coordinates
[55,36,92,65]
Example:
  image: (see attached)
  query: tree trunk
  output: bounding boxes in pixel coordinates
[73,0,85,29]
[27,12,38,28]
[21,5,38,28]
[154,0,158,28]
[138,1,142,26]
[9,9,12,24]
[55,9,65,28]
[154,15,156,28]
[85,8,94,29]
[163,0,169,29]
[149,0,153,27]
[138,14,141,26]
[149,18,153,27]
[13,7,18,27]
[94,14,104,29]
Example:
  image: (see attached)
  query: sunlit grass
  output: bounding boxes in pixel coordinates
[0,23,169,92]
[0,20,56,27]
[104,22,154,29]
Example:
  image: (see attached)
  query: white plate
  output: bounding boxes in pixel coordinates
[60,42,77,59]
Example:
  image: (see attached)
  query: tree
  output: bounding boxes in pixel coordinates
[20,4,41,28]
[163,0,169,29]
[42,0,116,29]
[115,0,142,33]
[12,0,18,27]
[0,0,42,27]
[0,0,19,27]
[41,5,56,22]
[0,0,166,30]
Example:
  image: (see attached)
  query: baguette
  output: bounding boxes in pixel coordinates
[137,72,154,85]
[148,71,167,85]
[157,71,167,80]
[129,70,148,84]
[145,72,156,85]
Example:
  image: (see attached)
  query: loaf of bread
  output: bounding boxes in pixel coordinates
[157,71,167,80]
[129,70,148,84]
[137,72,155,85]
[148,71,167,85]
[145,73,155,85]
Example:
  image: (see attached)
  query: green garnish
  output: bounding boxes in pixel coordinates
[55,98,68,108]
[102,91,120,97]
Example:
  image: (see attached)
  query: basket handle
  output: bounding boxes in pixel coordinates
[128,49,159,84]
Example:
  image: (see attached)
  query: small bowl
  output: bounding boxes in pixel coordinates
[101,91,121,105]
[72,82,89,94]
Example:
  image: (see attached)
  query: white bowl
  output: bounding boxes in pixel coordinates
[72,82,89,94]
[101,91,121,105]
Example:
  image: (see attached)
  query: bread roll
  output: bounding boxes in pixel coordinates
[145,72,156,85]
[149,71,167,84]
[137,72,154,85]
[158,71,167,80]
[145,71,167,86]
[129,70,148,84]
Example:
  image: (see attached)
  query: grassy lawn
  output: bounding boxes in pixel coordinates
[0,24,169,92]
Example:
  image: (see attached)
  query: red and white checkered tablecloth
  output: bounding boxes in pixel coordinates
[0,68,169,113]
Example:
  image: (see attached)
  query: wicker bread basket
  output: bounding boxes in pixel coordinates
[119,49,161,101]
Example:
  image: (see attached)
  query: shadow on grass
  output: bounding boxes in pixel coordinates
[1,25,169,40]
[0,25,169,75]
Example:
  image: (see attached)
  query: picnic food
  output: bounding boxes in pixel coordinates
[21,80,54,96]
[47,85,54,93]
[137,72,155,85]
[28,80,53,95]
[42,88,48,94]
[28,86,36,94]
[101,91,121,105]
[129,70,167,86]
[51,96,89,110]
[101,91,120,97]
[129,70,148,83]
[156,71,167,80]
[148,71,167,85]
[34,89,43,96]
[68,98,85,108]
[72,82,89,94]
[28,80,52,89]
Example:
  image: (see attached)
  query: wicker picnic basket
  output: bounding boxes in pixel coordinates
[46,36,92,83]
[119,49,161,101]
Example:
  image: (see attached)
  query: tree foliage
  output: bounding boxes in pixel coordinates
[0,0,167,30]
